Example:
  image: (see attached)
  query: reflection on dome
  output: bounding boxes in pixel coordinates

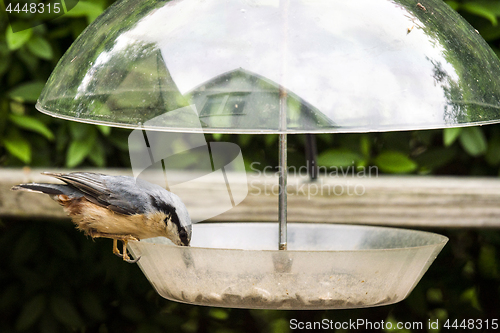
[191,69,335,130]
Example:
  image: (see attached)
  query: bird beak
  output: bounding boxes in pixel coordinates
[179,227,191,246]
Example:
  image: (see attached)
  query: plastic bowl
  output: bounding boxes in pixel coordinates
[127,223,447,309]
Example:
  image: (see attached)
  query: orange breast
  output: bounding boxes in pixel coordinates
[57,197,167,240]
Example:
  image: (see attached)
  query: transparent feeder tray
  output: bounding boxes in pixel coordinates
[128,223,447,310]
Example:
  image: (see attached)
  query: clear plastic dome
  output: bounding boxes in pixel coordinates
[37,0,500,133]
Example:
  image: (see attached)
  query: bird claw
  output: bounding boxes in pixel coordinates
[126,256,141,264]
[112,238,141,263]
[113,248,141,263]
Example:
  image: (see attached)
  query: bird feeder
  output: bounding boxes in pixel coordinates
[36,0,500,309]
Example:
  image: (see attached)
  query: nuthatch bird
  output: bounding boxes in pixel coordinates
[12,172,192,263]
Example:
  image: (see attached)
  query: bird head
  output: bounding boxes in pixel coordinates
[149,192,192,246]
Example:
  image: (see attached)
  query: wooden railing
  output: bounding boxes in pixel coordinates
[3,168,500,228]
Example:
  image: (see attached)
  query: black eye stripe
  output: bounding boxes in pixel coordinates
[149,195,181,229]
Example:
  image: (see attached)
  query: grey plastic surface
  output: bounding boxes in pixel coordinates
[128,223,448,309]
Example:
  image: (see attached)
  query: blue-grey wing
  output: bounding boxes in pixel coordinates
[43,172,144,215]
[11,183,83,197]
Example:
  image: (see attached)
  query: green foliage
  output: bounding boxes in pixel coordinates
[317,149,363,167]
[26,35,53,60]
[66,124,97,167]
[3,130,31,163]
[6,27,32,50]
[459,126,488,156]
[375,151,418,174]
[9,114,54,140]
[0,0,130,168]
[64,1,106,23]
[1,0,500,175]
[443,127,462,146]
[462,2,499,25]
[485,130,500,165]
[8,81,45,103]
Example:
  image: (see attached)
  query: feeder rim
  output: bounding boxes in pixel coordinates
[36,102,500,134]
[137,222,449,253]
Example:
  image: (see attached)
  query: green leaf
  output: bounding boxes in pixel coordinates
[68,122,92,140]
[55,124,70,153]
[50,296,84,328]
[317,149,362,167]
[8,61,25,86]
[8,82,45,103]
[97,124,111,136]
[87,140,106,167]
[0,41,9,58]
[460,287,482,311]
[384,316,412,333]
[478,245,498,279]
[445,1,460,11]
[463,2,499,26]
[238,134,252,147]
[66,129,97,167]
[459,127,487,156]
[16,48,39,73]
[65,1,104,23]
[10,101,25,115]
[6,27,32,50]
[318,133,333,144]
[265,134,278,146]
[3,135,31,163]
[414,129,438,146]
[108,134,129,151]
[486,131,500,166]
[270,318,289,333]
[9,114,54,140]
[360,135,371,157]
[16,295,46,331]
[0,54,10,76]
[374,151,417,174]
[415,147,457,171]
[426,288,444,303]
[208,308,228,320]
[27,35,53,60]
[443,127,462,147]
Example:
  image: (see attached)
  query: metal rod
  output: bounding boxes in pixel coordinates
[305,134,318,181]
[279,87,287,251]
[278,0,289,251]
[279,132,287,250]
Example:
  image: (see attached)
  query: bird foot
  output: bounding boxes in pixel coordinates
[88,231,141,264]
[112,238,141,264]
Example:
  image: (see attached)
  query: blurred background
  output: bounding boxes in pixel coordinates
[1,0,500,332]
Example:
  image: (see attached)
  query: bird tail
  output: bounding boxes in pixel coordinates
[11,183,68,195]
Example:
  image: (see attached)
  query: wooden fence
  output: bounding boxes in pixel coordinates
[2,168,500,228]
